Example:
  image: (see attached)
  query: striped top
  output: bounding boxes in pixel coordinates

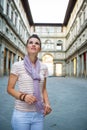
[11,60,48,112]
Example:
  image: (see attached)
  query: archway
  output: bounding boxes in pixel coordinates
[42,54,54,76]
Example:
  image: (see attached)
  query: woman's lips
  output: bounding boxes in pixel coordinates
[31,48,36,50]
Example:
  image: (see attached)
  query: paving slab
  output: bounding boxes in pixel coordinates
[0,76,87,130]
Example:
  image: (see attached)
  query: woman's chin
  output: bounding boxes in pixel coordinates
[29,52,38,55]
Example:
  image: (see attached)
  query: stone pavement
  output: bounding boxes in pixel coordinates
[0,76,87,130]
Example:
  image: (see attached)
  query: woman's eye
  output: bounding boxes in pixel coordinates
[35,42,40,45]
[29,41,33,44]
[28,41,40,46]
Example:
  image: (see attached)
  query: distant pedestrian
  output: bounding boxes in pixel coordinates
[7,34,52,130]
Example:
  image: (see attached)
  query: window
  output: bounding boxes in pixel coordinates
[79,12,83,26]
[48,27,54,33]
[45,40,51,44]
[44,40,54,50]
[14,37,16,41]
[83,7,86,21]
[15,12,18,26]
[45,40,51,49]
[41,27,46,33]
[19,20,21,34]
[6,1,10,16]
[11,6,14,22]
[6,0,11,16]
[6,27,9,33]
[57,44,62,50]
[56,40,63,50]
[11,32,13,38]
[56,27,62,33]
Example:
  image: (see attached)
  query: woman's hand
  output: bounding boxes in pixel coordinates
[24,94,37,104]
[44,104,52,115]
[42,78,52,115]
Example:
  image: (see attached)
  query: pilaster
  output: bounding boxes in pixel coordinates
[0,44,5,76]
[69,60,72,76]
[53,63,56,76]
[10,52,13,69]
[14,52,18,62]
[6,49,9,75]
[77,55,80,77]
[86,51,87,77]
[81,54,84,77]
[3,0,7,14]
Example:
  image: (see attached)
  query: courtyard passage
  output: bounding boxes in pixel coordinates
[0,76,87,130]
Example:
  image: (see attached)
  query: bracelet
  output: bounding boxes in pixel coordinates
[22,94,27,101]
[19,93,25,101]
[19,93,27,101]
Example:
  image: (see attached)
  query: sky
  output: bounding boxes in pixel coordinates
[28,0,69,24]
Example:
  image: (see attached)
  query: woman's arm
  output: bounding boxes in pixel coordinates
[7,74,21,99]
[42,78,52,115]
[7,74,37,103]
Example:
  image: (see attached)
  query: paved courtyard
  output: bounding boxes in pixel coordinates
[0,76,87,130]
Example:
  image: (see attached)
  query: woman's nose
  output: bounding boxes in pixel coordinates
[32,43,36,46]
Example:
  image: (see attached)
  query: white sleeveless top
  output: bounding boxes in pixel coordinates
[11,60,48,112]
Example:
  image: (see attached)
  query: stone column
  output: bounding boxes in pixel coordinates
[67,62,69,76]
[68,62,70,76]
[86,52,87,77]
[0,43,5,76]
[14,52,18,62]
[6,49,9,75]
[77,55,80,77]
[10,52,13,69]
[81,54,84,77]
[30,26,35,34]
[70,60,73,77]
[72,60,74,76]
[71,60,73,76]
[53,63,56,76]
[69,60,71,76]
[66,62,68,76]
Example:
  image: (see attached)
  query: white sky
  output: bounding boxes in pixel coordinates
[28,0,69,23]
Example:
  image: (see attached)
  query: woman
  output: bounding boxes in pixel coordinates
[7,34,52,130]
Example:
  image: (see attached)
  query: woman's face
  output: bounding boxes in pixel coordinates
[26,37,41,55]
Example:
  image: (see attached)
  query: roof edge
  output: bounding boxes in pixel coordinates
[34,23,63,26]
[21,0,34,26]
[63,0,76,26]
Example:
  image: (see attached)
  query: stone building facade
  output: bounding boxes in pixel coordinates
[65,0,87,78]
[0,0,87,78]
[0,0,31,76]
[34,0,87,77]
[35,26,66,76]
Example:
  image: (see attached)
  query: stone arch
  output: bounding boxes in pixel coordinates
[44,39,51,44]
[42,54,54,76]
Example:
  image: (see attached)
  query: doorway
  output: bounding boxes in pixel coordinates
[56,63,62,76]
